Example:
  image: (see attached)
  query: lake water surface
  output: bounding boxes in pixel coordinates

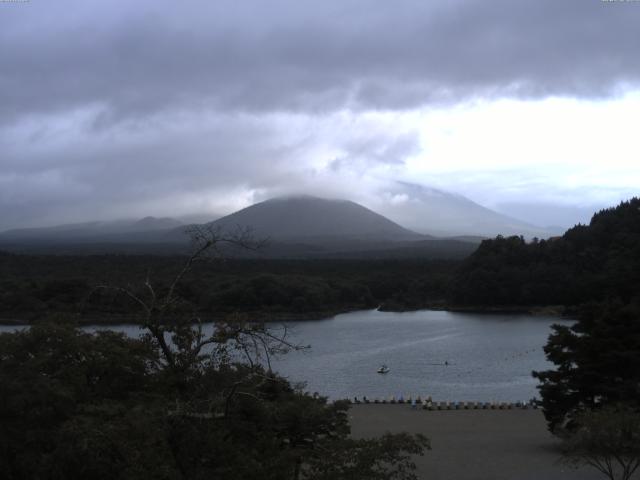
[268,309,571,402]
[0,309,572,402]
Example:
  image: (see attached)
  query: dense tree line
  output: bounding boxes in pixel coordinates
[0,255,456,322]
[450,198,640,307]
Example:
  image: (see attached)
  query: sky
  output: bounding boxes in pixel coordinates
[1,0,640,231]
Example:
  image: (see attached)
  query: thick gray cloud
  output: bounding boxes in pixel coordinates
[329,132,420,173]
[2,0,639,124]
[0,107,423,228]
[1,112,302,227]
[1,0,640,230]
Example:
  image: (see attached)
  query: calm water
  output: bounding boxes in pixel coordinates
[0,309,571,402]
[268,309,570,402]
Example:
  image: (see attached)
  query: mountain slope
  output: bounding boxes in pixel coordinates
[209,195,424,242]
[0,195,482,259]
[378,183,553,238]
[0,217,183,242]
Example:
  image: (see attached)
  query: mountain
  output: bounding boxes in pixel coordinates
[197,195,479,259]
[130,216,184,231]
[0,196,479,259]
[208,195,424,242]
[0,217,183,243]
[377,183,554,238]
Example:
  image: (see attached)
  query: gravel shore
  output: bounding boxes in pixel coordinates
[349,405,603,480]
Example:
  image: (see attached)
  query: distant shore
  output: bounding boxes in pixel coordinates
[0,304,575,326]
[439,304,572,317]
[0,308,358,326]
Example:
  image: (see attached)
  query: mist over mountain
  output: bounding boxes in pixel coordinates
[199,195,481,258]
[377,183,554,238]
[0,217,183,242]
[492,201,600,231]
[0,195,478,258]
[0,189,558,257]
[209,195,423,242]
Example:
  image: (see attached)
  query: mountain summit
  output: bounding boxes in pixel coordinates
[209,195,423,242]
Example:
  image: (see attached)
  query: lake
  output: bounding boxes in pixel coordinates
[267,309,571,402]
[0,309,571,402]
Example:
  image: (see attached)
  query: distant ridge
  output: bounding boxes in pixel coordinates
[380,182,553,238]
[0,195,479,259]
[0,217,183,242]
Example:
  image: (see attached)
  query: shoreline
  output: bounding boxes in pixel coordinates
[380,303,571,316]
[0,308,358,326]
[0,304,574,326]
[441,304,571,317]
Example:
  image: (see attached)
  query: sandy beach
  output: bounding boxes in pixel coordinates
[349,405,603,480]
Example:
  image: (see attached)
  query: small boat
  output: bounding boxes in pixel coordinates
[377,364,390,374]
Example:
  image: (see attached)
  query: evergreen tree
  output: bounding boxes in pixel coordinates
[533,300,640,432]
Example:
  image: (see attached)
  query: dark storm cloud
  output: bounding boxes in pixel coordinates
[2,0,639,125]
[0,113,298,227]
[2,0,640,230]
[0,109,422,228]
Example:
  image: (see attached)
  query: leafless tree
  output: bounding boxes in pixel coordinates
[93,224,303,373]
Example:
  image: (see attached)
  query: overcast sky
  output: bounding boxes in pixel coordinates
[1,0,639,231]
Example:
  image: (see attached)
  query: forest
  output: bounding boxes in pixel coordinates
[0,255,456,323]
[450,198,640,308]
[2,199,640,324]
[2,199,639,326]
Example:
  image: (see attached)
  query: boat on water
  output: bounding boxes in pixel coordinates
[377,364,390,374]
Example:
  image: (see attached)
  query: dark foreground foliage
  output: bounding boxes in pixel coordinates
[0,323,429,480]
[1,229,430,479]
[533,300,640,432]
[560,405,640,480]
